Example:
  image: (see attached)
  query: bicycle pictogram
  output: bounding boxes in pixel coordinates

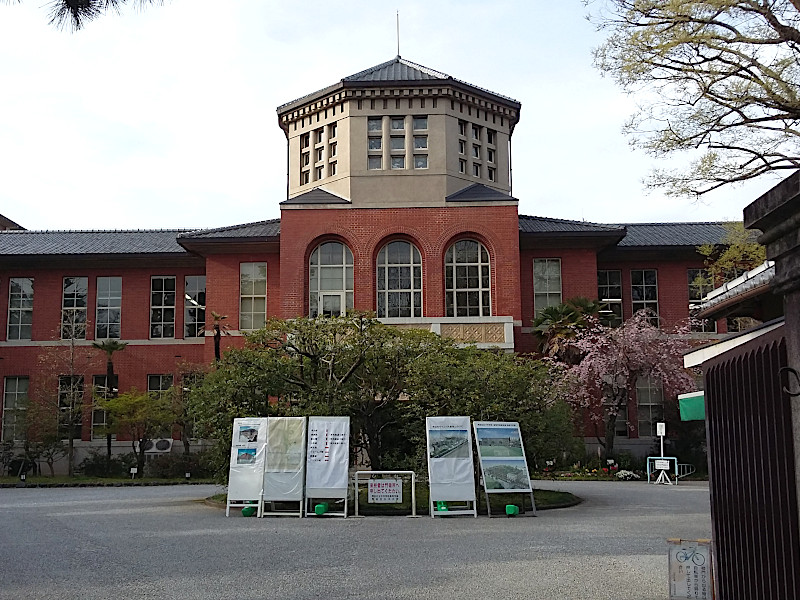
[676,547,706,566]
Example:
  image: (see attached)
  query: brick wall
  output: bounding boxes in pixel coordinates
[278,205,522,320]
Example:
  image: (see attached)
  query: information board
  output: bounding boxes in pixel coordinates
[473,421,532,493]
[262,416,307,502]
[305,416,350,498]
[668,539,713,599]
[368,479,402,503]
[425,416,477,503]
[227,417,268,504]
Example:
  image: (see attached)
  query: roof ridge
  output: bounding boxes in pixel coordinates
[0,228,194,234]
[613,221,733,226]
[178,218,280,237]
[519,214,624,230]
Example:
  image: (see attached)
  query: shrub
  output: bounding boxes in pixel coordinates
[77,450,137,478]
[143,451,213,479]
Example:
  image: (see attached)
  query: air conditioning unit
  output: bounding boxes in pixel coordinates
[135,438,173,453]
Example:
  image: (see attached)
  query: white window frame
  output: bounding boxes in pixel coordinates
[7,277,33,341]
[445,239,492,317]
[150,276,176,339]
[597,269,623,326]
[95,276,122,340]
[631,269,659,324]
[61,276,88,340]
[376,241,423,318]
[239,263,267,332]
[309,242,353,318]
[2,376,28,442]
[688,268,716,332]
[184,275,206,338]
[636,376,664,438]
[533,259,563,317]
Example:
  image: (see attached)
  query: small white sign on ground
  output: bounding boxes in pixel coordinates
[668,538,713,599]
[368,479,402,503]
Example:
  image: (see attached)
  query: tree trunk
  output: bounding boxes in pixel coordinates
[106,358,114,476]
[214,326,221,362]
[603,413,616,460]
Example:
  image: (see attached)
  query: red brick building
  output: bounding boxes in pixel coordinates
[0,58,727,461]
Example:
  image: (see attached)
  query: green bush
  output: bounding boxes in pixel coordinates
[78,450,137,478]
[143,451,213,478]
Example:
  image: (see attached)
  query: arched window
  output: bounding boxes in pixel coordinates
[376,240,422,318]
[445,240,491,317]
[309,241,353,317]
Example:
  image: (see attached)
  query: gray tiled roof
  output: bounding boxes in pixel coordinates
[518,215,625,234]
[447,184,517,203]
[0,229,190,256]
[280,189,351,205]
[178,220,281,240]
[615,222,729,247]
[278,56,519,113]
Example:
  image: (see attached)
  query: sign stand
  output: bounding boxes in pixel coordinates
[648,422,678,486]
[353,471,418,518]
[473,421,537,517]
[304,416,350,518]
[259,416,307,518]
[425,416,478,518]
[226,418,268,517]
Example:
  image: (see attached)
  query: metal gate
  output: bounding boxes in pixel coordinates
[704,326,800,599]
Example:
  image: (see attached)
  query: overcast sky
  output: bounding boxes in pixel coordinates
[0,0,777,232]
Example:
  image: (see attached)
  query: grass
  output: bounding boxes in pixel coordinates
[214,482,580,515]
[0,475,214,486]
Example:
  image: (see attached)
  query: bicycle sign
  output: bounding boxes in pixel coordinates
[668,538,712,599]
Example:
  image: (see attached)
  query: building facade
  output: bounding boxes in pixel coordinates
[0,58,729,460]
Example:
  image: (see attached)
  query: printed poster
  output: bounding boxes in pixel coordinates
[426,416,477,502]
[263,416,307,501]
[473,421,532,493]
[227,417,268,502]
[305,416,350,498]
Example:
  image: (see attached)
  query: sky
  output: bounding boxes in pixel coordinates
[0,0,778,232]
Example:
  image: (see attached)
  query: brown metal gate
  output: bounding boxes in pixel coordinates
[704,326,800,599]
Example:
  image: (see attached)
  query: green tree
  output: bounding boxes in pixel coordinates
[532,297,606,361]
[98,388,176,476]
[697,221,768,283]
[3,0,164,32]
[593,1,800,196]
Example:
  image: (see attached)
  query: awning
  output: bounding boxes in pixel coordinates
[679,391,705,421]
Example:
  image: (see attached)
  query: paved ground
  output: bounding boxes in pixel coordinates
[0,480,711,599]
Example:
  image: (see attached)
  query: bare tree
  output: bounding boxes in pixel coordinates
[592,1,800,197]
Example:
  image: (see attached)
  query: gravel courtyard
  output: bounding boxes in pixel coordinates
[0,480,711,600]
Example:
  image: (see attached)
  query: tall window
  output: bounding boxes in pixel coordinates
[533,259,562,317]
[688,268,716,332]
[7,277,33,340]
[148,374,173,397]
[150,276,176,338]
[95,276,122,339]
[636,376,664,437]
[309,242,353,317]
[631,269,659,324]
[597,270,623,326]
[445,240,491,317]
[2,376,28,442]
[239,263,266,331]
[185,276,206,338]
[91,374,113,440]
[377,241,422,318]
[61,277,88,339]
[58,375,83,440]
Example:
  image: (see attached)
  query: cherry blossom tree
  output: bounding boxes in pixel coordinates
[567,311,696,458]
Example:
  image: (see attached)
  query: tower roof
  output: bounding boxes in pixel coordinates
[277,56,520,115]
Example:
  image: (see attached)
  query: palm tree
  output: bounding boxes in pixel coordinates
[91,339,127,474]
[533,297,605,363]
[210,311,229,362]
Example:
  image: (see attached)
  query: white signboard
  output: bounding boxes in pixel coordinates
[655,459,671,471]
[668,539,712,599]
[305,416,350,498]
[368,479,402,503]
[263,416,307,502]
[227,417,268,502]
[473,421,532,493]
[426,416,477,502]
[657,422,666,437]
